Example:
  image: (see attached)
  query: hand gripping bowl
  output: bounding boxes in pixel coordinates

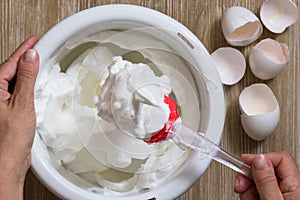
[32,4,225,200]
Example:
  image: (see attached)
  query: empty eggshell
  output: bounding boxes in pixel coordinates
[260,0,298,34]
[211,47,246,85]
[249,38,289,80]
[222,6,263,46]
[239,83,280,141]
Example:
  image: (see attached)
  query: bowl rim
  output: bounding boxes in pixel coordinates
[32,4,225,200]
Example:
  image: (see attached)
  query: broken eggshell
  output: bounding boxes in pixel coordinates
[249,38,289,80]
[211,47,246,85]
[239,83,280,141]
[222,6,263,46]
[260,0,298,34]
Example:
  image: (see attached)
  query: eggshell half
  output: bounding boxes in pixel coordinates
[239,83,280,141]
[260,0,298,34]
[222,6,263,46]
[211,47,246,85]
[249,38,289,80]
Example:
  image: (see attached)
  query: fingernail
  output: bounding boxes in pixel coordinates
[234,176,240,187]
[23,49,37,64]
[254,155,270,170]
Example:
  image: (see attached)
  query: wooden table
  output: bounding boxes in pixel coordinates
[1,0,299,199]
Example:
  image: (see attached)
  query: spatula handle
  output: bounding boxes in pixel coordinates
[169,123,252,179]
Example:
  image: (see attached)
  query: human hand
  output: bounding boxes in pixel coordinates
[0,36,39,200]
[234,151,300,200]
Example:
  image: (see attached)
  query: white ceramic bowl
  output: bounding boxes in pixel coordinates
[32,4,225,200]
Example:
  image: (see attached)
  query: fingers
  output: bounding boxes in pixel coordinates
[264,151,300,194]
[265,151,299,178]
[251,154,284,200]
[236,152,300,200]
[243,152,300,193]
[0,80,11,100]
[242,152,299,180]
[240,154,255,164]
[235,154,284,200]
[0,36,38,82]
[234,173,252,193]
[234,154,256,193]
[12,49,39,103]
[239,184,259,200]
[234,155,258,200]
[234,154,255,194]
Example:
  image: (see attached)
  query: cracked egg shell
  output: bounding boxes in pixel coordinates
[222,6,263,46]
[211,47,246,85]
[249,38,289,80]
[239,83,280,141]
[260,0,298,34]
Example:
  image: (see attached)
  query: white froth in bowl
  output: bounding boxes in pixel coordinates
[32,5,225,200]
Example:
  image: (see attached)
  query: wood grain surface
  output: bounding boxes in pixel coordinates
[0,0,299,199]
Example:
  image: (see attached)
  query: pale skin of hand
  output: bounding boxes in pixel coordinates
[0,36,39,200]
[234,151,300,200]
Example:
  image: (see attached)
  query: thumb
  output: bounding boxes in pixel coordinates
[252,154,283,200]
[13,49,39,101]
